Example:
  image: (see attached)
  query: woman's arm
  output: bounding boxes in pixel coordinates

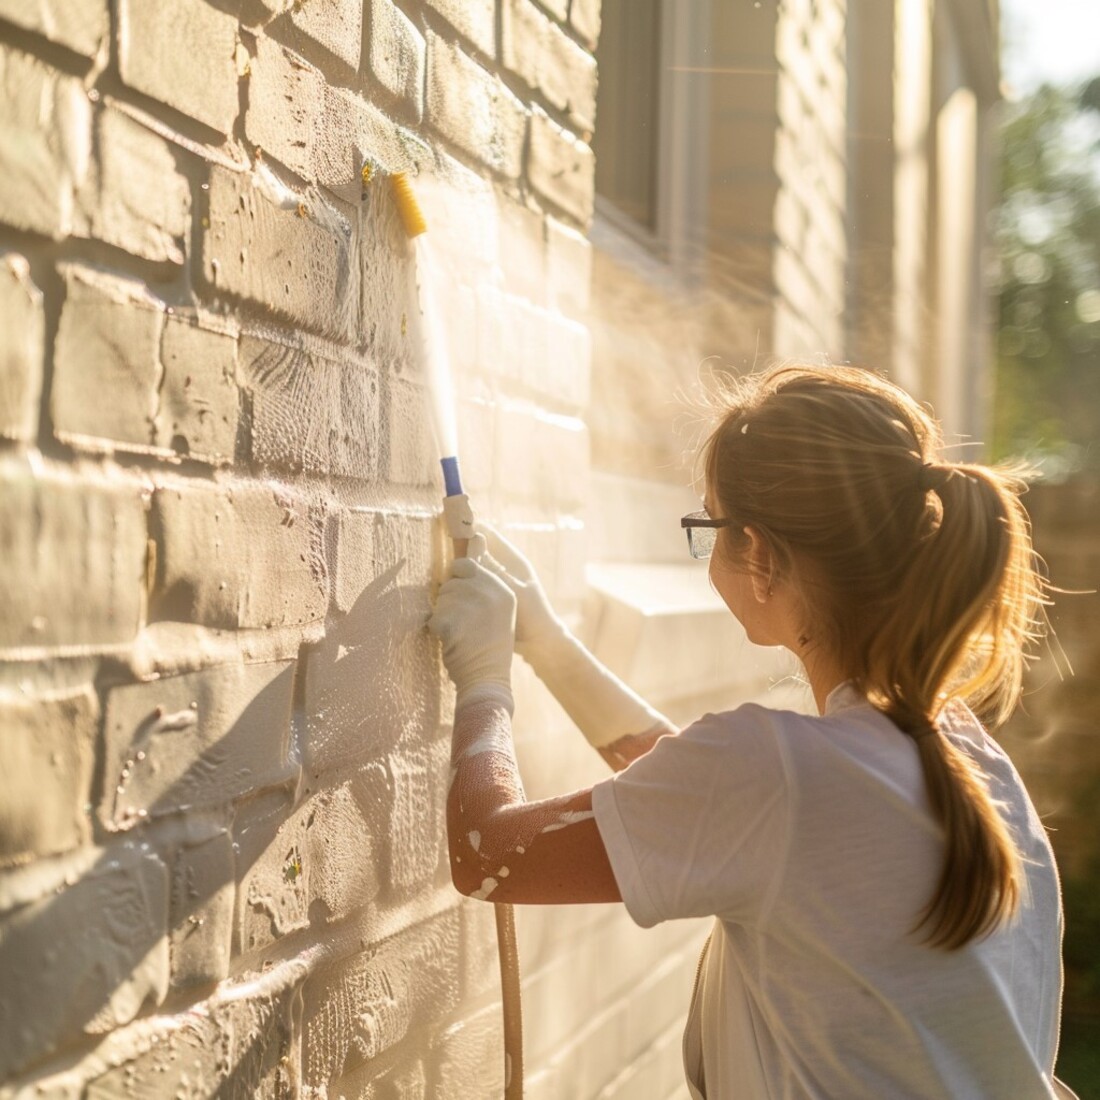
[479,526,677,772]
[446,685,620,904]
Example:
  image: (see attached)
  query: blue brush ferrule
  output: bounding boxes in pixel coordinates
[440,456,464,497]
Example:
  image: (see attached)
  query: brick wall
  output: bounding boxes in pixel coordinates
[0,2,706,1096]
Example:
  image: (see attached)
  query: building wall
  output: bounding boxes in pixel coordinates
[0,2,706,1097]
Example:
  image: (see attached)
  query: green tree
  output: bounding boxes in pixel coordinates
[992,77,1100,474]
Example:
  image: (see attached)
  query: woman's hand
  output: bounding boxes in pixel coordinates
[428,535,517,706]
[479,524,567,659]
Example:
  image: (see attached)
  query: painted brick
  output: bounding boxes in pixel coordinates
[117,0,240,134]
[169,829,234,988]
[387,375,443,486]
[201,165,358,342]
[235,777,383,953]
[48,960,302,1097]
[337,1057,429,1100]
[152,479,327,630]
[245,37,324,181]
[423,0,496,57]
[528,107,595,224]
[0,252,44,443]
[331,507,377,614]
[239,333,379,478]
[301,514,440,777]
[0,0,108,57]
[494,401,588,510]
[387,738,450,892]
[535,0,568,19]
[289,0,363,69]
[369,0,426,115]
[154,315,239,463]
[0,458,147,652]
[498,198,549,305]
[52,264,164,453]
[0,44,92,239]
[100,661,297,830]
[0,849,169,1081]
[316,85,430,201]
[570,0,602,48]
[75,107,190,265]
[0,686,97,868]
[426,33,527,180]
[432,1002,507,1097]
[502,0,598,131]
[301,910,462,1089]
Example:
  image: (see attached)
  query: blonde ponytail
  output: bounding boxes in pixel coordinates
[704,365,1048,949]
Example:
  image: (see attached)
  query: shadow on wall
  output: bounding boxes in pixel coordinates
[0,556,451,1093]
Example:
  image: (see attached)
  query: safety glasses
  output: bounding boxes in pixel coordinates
[680,509,734,560]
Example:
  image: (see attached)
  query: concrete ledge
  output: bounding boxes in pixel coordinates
[584,561,782,710]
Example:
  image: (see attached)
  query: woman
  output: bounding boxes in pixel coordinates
[428,364,1073,1098]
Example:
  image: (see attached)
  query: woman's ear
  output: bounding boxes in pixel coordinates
[743,526,774,603]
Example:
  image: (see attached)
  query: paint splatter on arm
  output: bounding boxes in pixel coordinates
[448,691,621,905]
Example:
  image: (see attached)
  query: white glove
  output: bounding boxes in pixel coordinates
[428,535,516,710]
[479,524,673,750]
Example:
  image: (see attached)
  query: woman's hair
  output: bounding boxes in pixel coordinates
[702,363,1049,950]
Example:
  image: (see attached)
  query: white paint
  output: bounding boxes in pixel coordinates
[468,830,481,852]
[539,809,595,834]
[470,876,498,900]
[515,846,525,855]
[458,728,511,759]
[497,866,509,877]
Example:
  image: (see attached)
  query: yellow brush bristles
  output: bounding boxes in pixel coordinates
[391,171,427,238]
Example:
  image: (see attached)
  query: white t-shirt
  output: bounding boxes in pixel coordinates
[591,684,1066,1099]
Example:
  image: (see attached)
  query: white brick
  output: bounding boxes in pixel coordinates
[369,0,427,114]
[290,0,363,68]
[432,1002,506,1097]
[546,214,592,315]
[0,252,44,443]
[387,375,444,486]
[570,0,602,48]
[0,44,92,238]
[301,910,462,1088]
[41,959,304,1097]
[169,830,234,988]
[502,0,598,130]
[0,849,169,1081]
[235,778,383,953]
[201,166,358,342]
[154,315,239,463]
[316,85,430,201]
[301,514,440,777]
[423,0,496,56]
[0,686,97,868]
[528,107,595,224]
[331,507,377,614]
[239,334,379,478]
[494,401,588,510]
[0,0,108,57]
[245,37,324,180]
[77,107,191,265]
[426,33,527,180]
[118,0,240,134]
[0,458,147,652]
[387,739,450,892]
[152,479,327,630]
[52,264,164,453]
[100,661,297,830]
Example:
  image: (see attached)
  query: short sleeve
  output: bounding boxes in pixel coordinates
[591,705,790,929]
